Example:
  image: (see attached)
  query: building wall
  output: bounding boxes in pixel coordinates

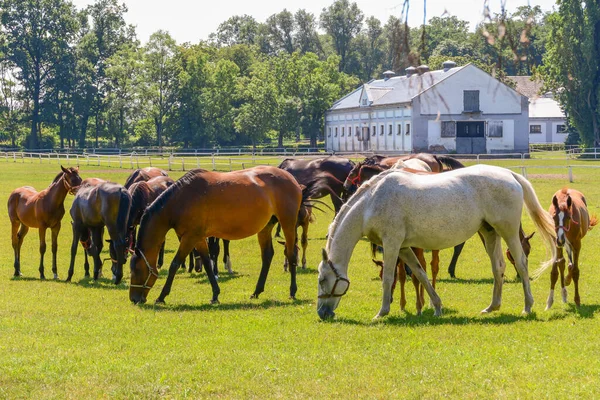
[528,118,569,144]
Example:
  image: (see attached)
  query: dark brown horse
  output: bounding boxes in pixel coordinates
[124,167,168,189]
[8,166,82,279]
[129,166,308,305]
[278,156,354,213]
[67,182,132,284]
[533,188,597,309]
[127,176,175,268]
[78,177,107,274]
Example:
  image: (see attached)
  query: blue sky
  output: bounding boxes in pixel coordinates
[71,0,558,44]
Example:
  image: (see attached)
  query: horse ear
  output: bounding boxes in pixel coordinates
[61,165,68,173]
[75,165,80,172]
[526,231,535,240]
[552,195,559,209]
[321,248,328,262]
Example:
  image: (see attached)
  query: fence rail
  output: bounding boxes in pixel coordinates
[2,150,599,183]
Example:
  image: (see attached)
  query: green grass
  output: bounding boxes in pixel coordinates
[2,155,600,398]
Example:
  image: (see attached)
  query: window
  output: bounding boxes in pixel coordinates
[488,121,503,137]
[380,124,384,136]
[441,121,456,138]
[557,124,567,134]
[463,90,480,112]
[372,125,376,136]
[362,98,367,106]
[406,123,411,135]
[529,125,542,134]
[341,127,345,137]
[348,126,351,136]
[327,128,331,137]
[356,126,360,136]
[388,124,393,135]
[397,124,402,135]
[334,127,338,137]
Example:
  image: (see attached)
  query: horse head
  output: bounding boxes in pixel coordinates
[317,248,350,320]
[506,231,535,267]
[60,165,83,194]
[341,162,362,201]
[552,191,579,247]
[129,247,159,304]
[106,236,130,284]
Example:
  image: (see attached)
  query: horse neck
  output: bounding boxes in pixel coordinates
[327,198,366,275]
[44,176,69,209]
[137,208,171,263]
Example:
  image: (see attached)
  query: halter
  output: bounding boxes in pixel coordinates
[556,213,579,233]
[63,177,80,195]
[129,248,159,290]
[318,260,350,299]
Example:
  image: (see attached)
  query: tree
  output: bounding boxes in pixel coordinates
[212,15,260,47]
[294,10,321,55]
[319,0,364,73]
[0,56,23,147]
[1,0,79,148]
[141,30,180,147]
[265,10,295,54]
[352,16,385,80]
[538,1,600,146]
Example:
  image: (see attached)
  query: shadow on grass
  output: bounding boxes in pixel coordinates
[566,303,600,318]
[138,298,312,313]
[321,308,567,327]
[10,275,128,290]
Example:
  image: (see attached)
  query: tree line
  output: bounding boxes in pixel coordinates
[1,0,595,149]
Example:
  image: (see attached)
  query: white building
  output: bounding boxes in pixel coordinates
[508,76,569,144]
[325,62,530,154]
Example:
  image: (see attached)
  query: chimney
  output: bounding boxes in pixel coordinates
[405,66,416,77]
[417,65,430,74]
[443,60,457,72]
[382,70,395,81]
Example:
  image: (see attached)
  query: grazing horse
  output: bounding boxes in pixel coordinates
[124,167,168,189]
[317,164,557,321]
[8,166,82,279]
[129,166,309,305]
[127,176,175,268]
[532,188,597,309]
[278,156,354,213]
[78,177,107,275]
[66,182,132,284]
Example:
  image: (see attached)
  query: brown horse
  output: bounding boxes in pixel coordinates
[78,177,107,274]
[124,167,168,189]
[8,166,82,279]
[67,182,132,284]
[127,176,175,268]
[534,188,597,309]
[129,166,308,305]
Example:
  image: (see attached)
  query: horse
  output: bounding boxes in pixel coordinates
[278,156,354,213]
[317,164,557,321]
[124,167,168,189]
[66,182,132,284]
[8,166,82,279]
[127,176,175,268]
[129,166,311,305]
[78,177,107,275]
[531,188,597,309]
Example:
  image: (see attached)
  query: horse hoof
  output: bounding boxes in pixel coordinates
[155,299,166,305]
[289,295,296,300]
[434,307,443,317]
[53,274,58,280]
[210,299,220,305]
[13,271,22,277]
[40,275,46,280]
[250,294,259,299]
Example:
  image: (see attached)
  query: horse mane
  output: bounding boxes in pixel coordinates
[128,182,151,228]
[51,171,64,184]
[277,158,293,169]
[362,155,387,166]
[434,155,466,171]
[124,169,142,189]
[138,169,206,239]
[327,167,401,244]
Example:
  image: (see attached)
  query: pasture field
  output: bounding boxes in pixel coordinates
[1,155,600,398]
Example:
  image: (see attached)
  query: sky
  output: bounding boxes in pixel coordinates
[71,0,559,45]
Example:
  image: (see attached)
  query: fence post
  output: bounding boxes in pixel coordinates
[182,157,185,171]
[212,154,216,170]
[168,155,172,171]
[568,166,573,183]
[229,158,232,171]
[149,156,152,167]
[521,166,527,179]
[119,155,123,168]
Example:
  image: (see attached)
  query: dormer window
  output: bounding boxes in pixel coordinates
[362,98,367,106]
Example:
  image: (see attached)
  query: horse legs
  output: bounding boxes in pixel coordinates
[50,223,60,280]
[11,220,27,277]
[502,230,534,314]
[208,237,220,277]
[37,226,47,280]
[556,247,568,303]
[223,240,232,274]
[447,242,466,278]
[397,258,407,311]
[330,193,343,214]
[409,248,427,313]
[158,241,165,268]
[66,224,81,282]
[90,228,104,281]
[251,221,277,299]
[479,229,506,313]
[300,221,309,270]
[374,242,401,319]
[199,240,220,304]
[569,242,582,306]
[398,247,442,317]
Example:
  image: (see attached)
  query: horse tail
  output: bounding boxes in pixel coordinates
[589,215,598,230]
[510,172,557,279]
[124,169,140,189]
[434,155,466,171]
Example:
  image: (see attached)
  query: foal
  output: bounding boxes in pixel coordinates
[534,188,597,309]
[8,166,82,279]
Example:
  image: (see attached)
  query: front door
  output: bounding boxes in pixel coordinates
[456,121,485,154]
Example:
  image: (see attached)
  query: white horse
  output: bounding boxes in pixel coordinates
[317,164,557,320]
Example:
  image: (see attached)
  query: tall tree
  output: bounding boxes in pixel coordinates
[352,16,385,80]
[141,30,179,147]
[320,0,364,72]
[212,15,260,47]
[265,10,295,54]
[294,10,321,55]
[1,0,78,148]
[538,1,600,146]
